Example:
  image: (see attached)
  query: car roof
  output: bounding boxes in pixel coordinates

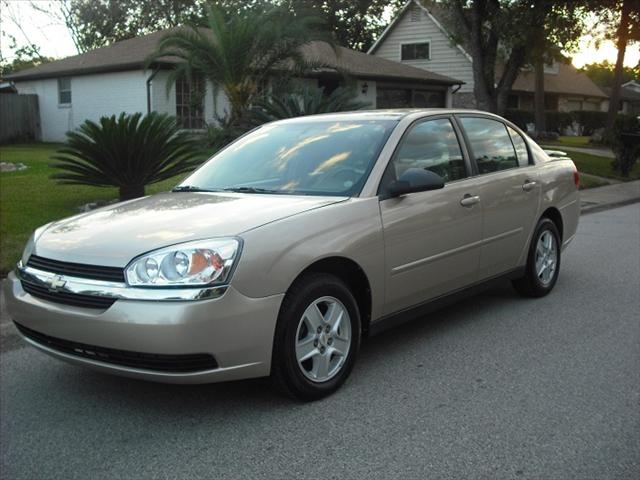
[271,109,502,125]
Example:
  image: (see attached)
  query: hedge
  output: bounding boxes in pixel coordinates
[504,110,636,136]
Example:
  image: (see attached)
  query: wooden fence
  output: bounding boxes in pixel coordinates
[0,94,41,143]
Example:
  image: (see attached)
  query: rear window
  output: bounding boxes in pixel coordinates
[460,117,518,174]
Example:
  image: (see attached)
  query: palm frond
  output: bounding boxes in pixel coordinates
[52,112,204,200]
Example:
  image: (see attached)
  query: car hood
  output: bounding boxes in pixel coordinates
[33,192,346,267]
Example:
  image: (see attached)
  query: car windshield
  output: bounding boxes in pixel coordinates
[178,119,398,196]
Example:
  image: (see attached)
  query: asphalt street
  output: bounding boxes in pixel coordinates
[1,204,639,480]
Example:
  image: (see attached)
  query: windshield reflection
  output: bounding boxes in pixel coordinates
[180,120,398,196]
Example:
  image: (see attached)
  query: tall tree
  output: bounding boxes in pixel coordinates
[441,0,589,115]
[531,2,589,134]
[602,0,640,131]
[146,4,328,123]
[580,61,639,89]
[286,0,405,51]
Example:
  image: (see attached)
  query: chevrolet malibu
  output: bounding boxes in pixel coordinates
[4,110,580,400]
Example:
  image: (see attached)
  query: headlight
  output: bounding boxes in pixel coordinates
[21,232,36,266]
[125,238,241,287]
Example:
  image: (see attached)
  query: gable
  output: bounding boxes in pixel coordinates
[369,1,474,92]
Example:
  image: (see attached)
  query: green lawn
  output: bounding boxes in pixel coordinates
[1,142,635,277]
[0,143,186,276]
[568,150,640,181]
[548,136,591,147]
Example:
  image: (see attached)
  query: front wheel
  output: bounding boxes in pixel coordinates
[512,217,561,297]
[271,273,361,401]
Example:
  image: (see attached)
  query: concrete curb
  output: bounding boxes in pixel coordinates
[580,197,640,215]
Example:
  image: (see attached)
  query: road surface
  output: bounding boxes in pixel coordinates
[1,204,639,479]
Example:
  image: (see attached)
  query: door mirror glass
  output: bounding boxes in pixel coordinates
[387,168,445,197]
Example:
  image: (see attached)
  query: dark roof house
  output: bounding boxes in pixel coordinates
[7,28,462,141]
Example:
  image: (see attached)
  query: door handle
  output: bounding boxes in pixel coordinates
[460,194,480,207]
[522,180,537,192]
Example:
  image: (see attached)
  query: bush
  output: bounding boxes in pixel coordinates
[611,115,640,177]
[249,86,370,124]
[571,111,608,136]
[52,112,203,201]
[506,109,633,137]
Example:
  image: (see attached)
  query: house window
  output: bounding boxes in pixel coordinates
[377,87,445,108]
[507,94,519,109]
[58,78,71,105]
[176,76,205,129]
[401,42,430,61]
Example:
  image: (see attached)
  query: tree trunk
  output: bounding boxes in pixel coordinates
[606,0,631,134]
[534,54,546,136]
[119,185,145,201]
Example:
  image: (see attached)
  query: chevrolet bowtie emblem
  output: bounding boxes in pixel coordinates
[47,275,67,292]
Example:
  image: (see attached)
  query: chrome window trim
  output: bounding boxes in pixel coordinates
[16,263,227,302]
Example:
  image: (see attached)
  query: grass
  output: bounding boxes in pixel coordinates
[568,150,640,181]
[0,143,187,276]
[544,136,610,150]
[1,142,636,276]
[578,175,610,190]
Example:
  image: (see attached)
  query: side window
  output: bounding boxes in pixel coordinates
[58,78,71,105]
[380,118,466,193]
[460,117,518,174]
[507,126,530,167]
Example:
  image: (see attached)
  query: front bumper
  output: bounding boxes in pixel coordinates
[3,271,284,384]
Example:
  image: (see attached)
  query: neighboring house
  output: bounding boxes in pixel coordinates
[4,29,461,142]
[368,0,607,112]
[602,80,640,116]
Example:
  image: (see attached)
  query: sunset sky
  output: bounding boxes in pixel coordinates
[1,0,639,70]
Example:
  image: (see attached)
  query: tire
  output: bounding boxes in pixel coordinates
[512,217,561,298]
[271,273,361,401]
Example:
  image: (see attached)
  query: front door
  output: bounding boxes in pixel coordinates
[379,117,482,315]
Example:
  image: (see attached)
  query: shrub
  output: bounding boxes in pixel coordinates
[52,112,203,201]
[249,86,370,124]
[611,115,640,177]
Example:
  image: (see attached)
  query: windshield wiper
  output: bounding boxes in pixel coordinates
[172,185,220,193]
[222,186,280,194]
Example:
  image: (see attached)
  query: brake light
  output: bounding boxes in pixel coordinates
[573,170,580,189]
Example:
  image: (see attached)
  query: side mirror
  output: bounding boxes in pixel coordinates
[387,168,445,197]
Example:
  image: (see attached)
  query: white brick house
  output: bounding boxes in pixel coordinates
[5,29,462,142]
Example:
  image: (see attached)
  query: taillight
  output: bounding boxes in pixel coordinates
[573,170,580,189]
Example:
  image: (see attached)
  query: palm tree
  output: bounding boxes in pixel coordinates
[250,86,370,124]
[147,4,327,124]
[52,112,203,201]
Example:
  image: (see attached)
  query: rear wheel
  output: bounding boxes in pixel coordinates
[512,217,561,297]
[271,273,360,401]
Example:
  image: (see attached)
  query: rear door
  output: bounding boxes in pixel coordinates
[457,115,541,279]
[379,116,482,315]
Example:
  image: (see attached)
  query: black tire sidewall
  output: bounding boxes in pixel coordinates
[273,273,361,400]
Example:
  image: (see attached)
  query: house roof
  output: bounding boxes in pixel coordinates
[300,42,460,85]
[510,62,607,98]
[602,85,640,102]
[369,0,606,99]
[5,29,462,86]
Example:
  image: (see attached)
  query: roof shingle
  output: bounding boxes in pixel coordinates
[5,30,462,86]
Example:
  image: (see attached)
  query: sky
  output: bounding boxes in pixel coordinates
[1,0,639,69]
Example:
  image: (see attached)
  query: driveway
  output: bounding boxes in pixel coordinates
[1,204,639,480]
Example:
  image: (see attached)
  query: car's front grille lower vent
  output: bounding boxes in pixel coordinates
[15,322,219,373]
[27,255,126,283]
[20,279,117,310]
